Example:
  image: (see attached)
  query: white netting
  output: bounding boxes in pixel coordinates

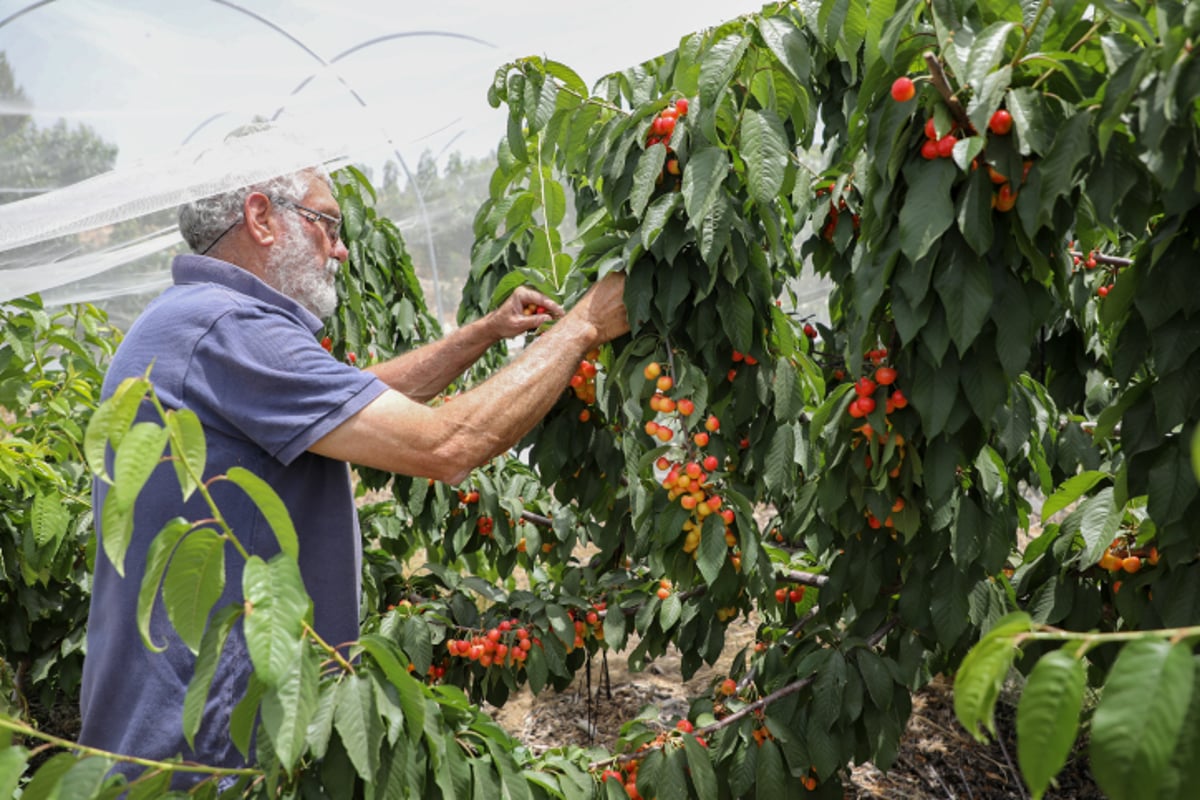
[0,114,398,303]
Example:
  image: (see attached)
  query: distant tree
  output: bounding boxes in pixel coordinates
[0,52,117,205]
[376,150,496,319]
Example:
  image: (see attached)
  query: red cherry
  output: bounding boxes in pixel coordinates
[890,76,916,102]
[320,336,333,352]
[921,139,939,160]
[674,98,689,116]
[854,377,877,397]
[936,135,958,158]
[989,109,1013,135]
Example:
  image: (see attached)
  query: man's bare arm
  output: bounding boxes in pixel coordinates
[312,273,627,483]
[366,286,564,402]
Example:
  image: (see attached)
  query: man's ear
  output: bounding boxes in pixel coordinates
[243,192,276,246]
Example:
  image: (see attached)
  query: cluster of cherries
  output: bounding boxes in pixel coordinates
[1099,536,1159,593]
[445,619,537,669]
[843,349,912,533]
[568,348,602,419]
[892,73,1026,216]
[645,98,690,191]
[845,351,908,421]
[641,362,743,566]
[1070,247,1126,298]
[319,334,360,365]
[815,186,861,243]
[598,717,708,799]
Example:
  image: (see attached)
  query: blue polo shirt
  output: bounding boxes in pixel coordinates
[79,254,388,779]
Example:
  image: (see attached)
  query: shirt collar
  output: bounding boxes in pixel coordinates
[171,254,325,334]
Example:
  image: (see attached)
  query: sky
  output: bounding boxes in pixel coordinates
[0,0,765,175]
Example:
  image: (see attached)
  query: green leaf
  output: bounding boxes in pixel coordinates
[111,421,169,512]
[1041,471,1109,522]
[721,290,754,354]
[659,591,682,631]
[54,755,111,800]
[334,674,383,781]
[262,637,320,771]
[162,527,226,653]
[756,16,810,83]
[697,514,726,586]
[230,674,267,760]
[933,256,993,354]
[100,488,135,578]
[0,746,29,800]
[899,159,956,263]
[763,424,796,497]
[183,604,242,749]
[755,739,787,800]
[630,144,667,218]
[682,735,717,799]
[165,407,206,502]
[225,466,298,561]
[543,59,587,96]
[137,517,191,653]
[965,22,1016,90]
[243,554,311,687]
[17,752,73,800]
[957,168,994,256]
[1076,488,1123,567]
[604,603,629,651]
[698,34,749,110]
[1090,640,1195,800]
[1017,649,1086,800]
[682,147,730,227]
[741,109,789,205]
[31,489,69,548]
[953,612,1032,741]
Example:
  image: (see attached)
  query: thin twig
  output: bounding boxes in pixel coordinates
[995,727,1031,800]
[589,616,900,770]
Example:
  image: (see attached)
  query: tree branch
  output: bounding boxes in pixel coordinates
[923,52,974,134]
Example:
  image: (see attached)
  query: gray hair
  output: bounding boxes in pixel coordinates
[177,123,334,254]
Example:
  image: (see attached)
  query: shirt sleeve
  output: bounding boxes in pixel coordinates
[184,304,389,465]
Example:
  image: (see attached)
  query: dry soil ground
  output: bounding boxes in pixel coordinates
[488,619,1104,800]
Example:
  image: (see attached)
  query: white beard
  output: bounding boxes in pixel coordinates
[263,217,340,319]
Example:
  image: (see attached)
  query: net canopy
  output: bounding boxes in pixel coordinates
[0,0,772,322]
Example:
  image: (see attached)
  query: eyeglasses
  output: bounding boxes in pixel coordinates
[276,199,342,247]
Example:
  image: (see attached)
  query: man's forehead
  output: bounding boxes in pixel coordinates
[302,178,340,215]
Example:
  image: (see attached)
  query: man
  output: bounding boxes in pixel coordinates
[79,159,628,780]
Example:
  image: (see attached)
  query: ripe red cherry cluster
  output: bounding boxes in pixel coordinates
[568,348,602,419]
[1099,537,1158,575]
[846,352,907,420]
[726,348,758,383]
[1070,247,1126,298]
[645,98,689,191]
[445,619,537,668]
[815,185,861,242]
[773,585,806,604]
[642,361,709,444]
[846,348,910,480]
[599,716,707,800]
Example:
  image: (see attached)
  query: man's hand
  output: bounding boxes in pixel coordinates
[487,287,565,340]
[567,272,630,346]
